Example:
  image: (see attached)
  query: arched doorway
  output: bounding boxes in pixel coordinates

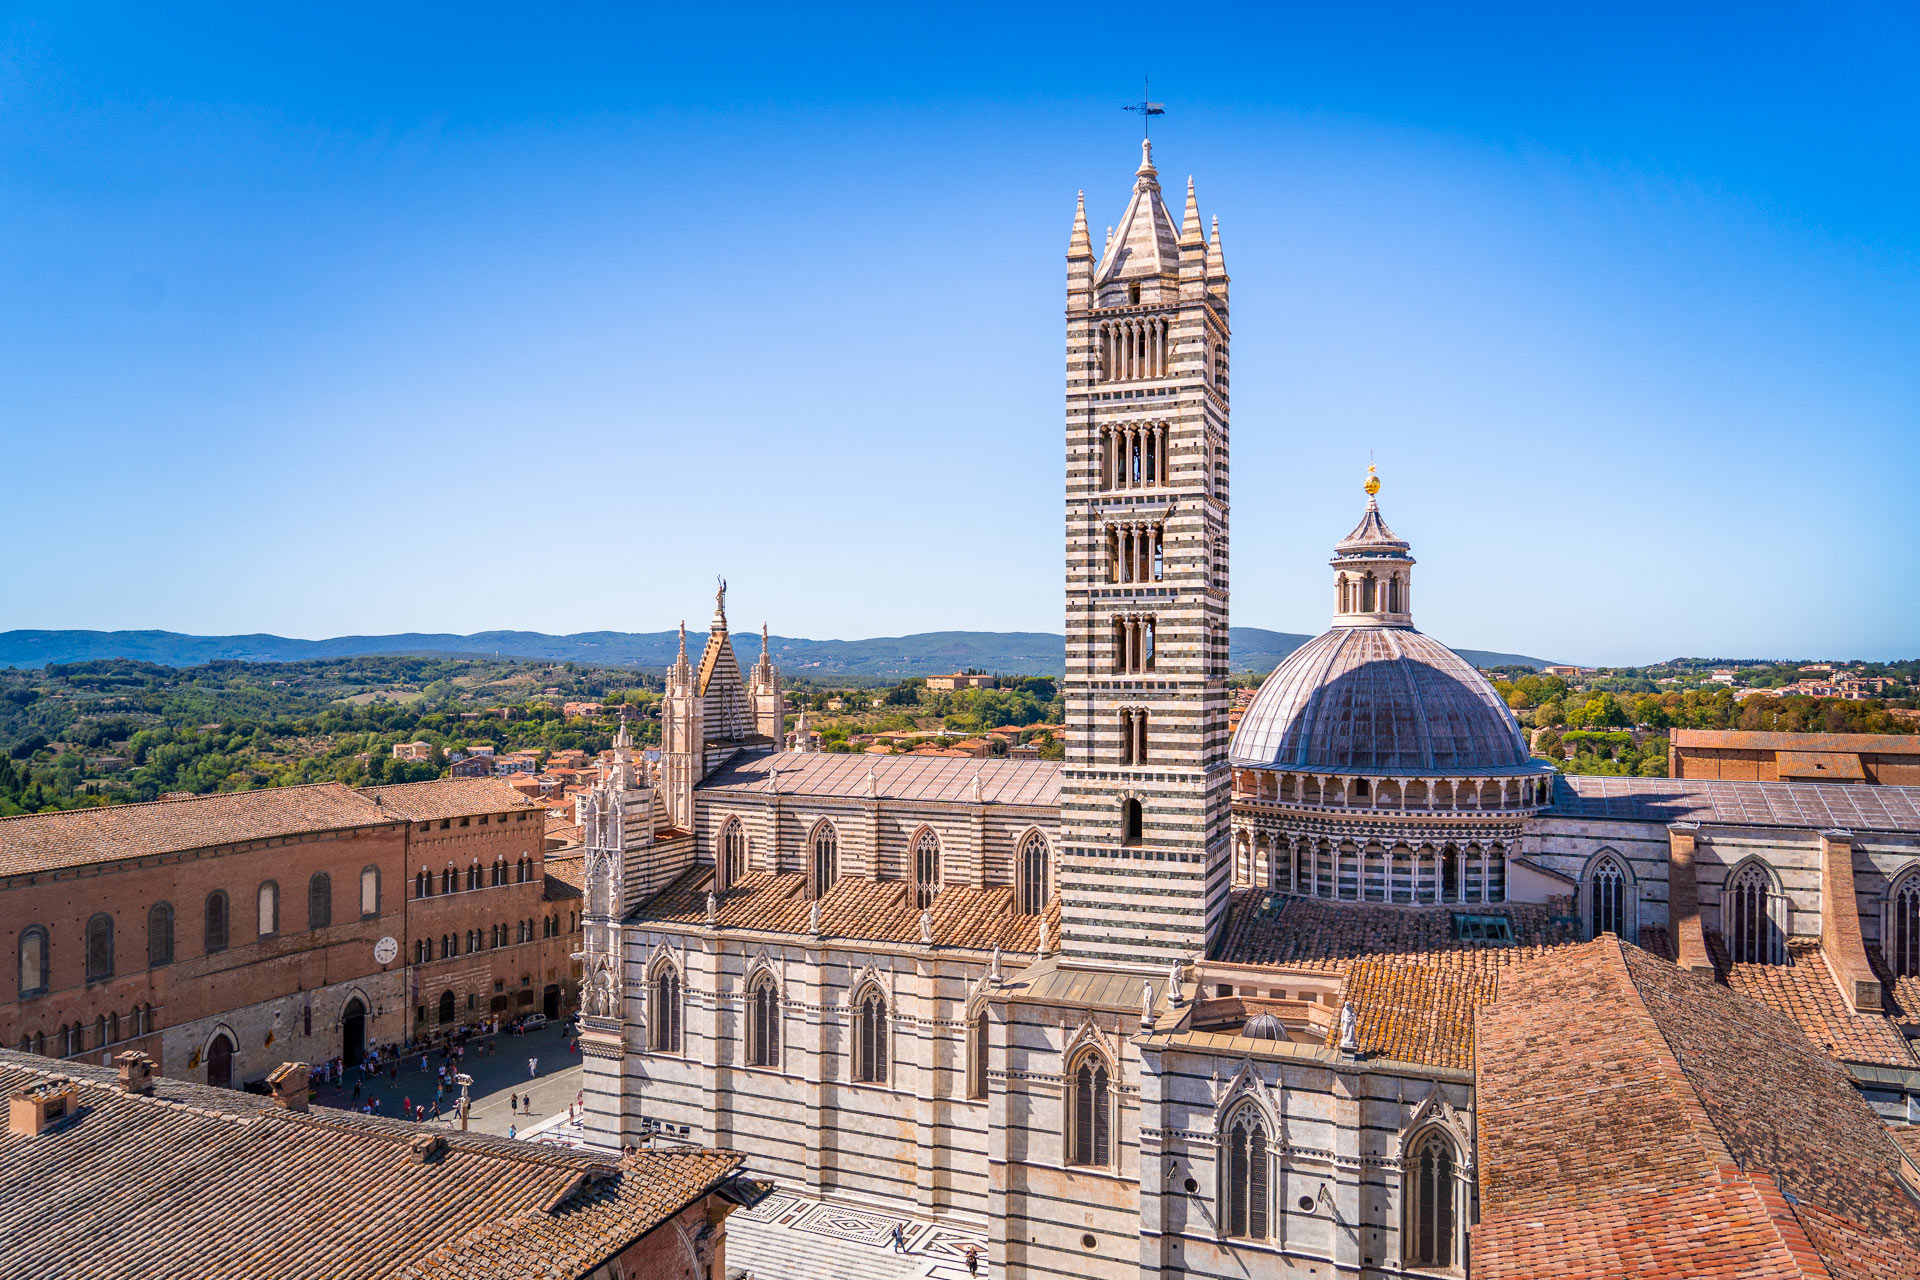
[206,1033,234,1089]
[438,990,456,1025]
[543,984,561,1020]
[341,997,367,1066]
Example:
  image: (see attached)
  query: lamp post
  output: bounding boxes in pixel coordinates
[455,1072,473,1132]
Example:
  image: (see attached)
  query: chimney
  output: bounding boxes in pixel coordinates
[407,1133,446,1163]
[8,1082,78,1138]
[115,1050,156,1096]
[266,1062,310,1112]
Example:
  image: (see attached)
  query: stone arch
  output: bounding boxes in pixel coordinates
[1722,856,1787,965]
[1064,1042,1115,1168]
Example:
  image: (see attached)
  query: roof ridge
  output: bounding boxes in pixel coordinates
[0,780,364,824]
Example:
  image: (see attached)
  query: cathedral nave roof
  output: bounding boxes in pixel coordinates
[1549,774,1920,834]
[632,867,1057,954]
[698,752,1061,808]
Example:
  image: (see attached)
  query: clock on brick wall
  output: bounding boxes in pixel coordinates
[374,937,399,965]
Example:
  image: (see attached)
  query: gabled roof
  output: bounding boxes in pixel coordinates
[698,751,1061,807]
[362,777,544,822]
[1094,139,1180,285]
[1473,938,1920,1280]
[0,1051,742,1280]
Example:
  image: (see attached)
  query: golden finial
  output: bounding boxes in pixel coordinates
[1364,463,1381,497]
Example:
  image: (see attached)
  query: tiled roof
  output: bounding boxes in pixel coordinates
[362,778,545,821]
[1548,775,1920,833]
[1473,938,1920,1280]
[1214,893,1584,1069]
[1672,729,1920,754]
[698,752,1061,807]
[0,783,392,878]
[638,867,1057,953]
[0,1050,741,1280]
[1713,938,1917,1067]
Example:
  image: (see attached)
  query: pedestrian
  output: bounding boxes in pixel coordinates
[890,1224,907,1254]
[403,1095,411,1116]
[509,1124,517,1140]
[421,1054,429,1074]
[964,1244,981,1276]
[352,1080,362,1100]
[510,1092,519,1112]
[528,1057,538,1078]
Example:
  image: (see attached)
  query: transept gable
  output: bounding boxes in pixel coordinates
[1211,1059,1284,1137]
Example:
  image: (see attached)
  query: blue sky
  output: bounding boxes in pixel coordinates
[2,4,1915,665]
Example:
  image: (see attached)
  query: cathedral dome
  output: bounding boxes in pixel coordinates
[1229,471,1537,777]
[1229,627,1533,776]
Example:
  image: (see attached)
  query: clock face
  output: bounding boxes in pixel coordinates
[374,936,399,965]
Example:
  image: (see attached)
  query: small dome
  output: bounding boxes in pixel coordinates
[1242,1012,1286,1041]
[1229,627,1533,775]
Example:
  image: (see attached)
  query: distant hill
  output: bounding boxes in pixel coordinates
[0,627,1554,677]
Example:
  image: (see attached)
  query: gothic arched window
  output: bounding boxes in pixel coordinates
[17,926,49,999]
[1891,873,1920,978]
[85,913,114,983]
[853,987,888,1084]
[415,868,431,899]
[147,902,174,969]
[718,819,747,891]
[1726,862,1782,965]
[650,964,683,1053]
[1068,1050,1112,1167]
[1405,1129,1461,1269]
[1589,855,1629,939]
[811,822,838,900]
[912,828,941,909]
[1222,1106,1270,1239]
[747,974,780,1068]
[1017,831,1050,917]
[308,872,332,930]
[440,866,455,895]
[588,856,613,918]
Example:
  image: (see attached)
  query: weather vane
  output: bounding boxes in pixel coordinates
[1123,75,1165,139]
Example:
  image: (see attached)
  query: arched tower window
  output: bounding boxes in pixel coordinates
[1588,855,1629,939]
[854,986,888,1083]
[811,822,838,900]
[1121,798,1143,846]
[1891,873,1920,978]
[912,828,941,908]
[1017,831,1051,917]
[1726,862,1782,965]
[718,818,747,891]
[649,963,683,1053]
[1405,1129,1461,1269]
[147,903,174,969]
[308,872,332,930]
[747,973,780,1068]
[1222,1105,1270,1240]
[1067,1049,1112,1167]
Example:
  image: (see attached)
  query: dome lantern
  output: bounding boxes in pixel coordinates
[1330,467,1414,630]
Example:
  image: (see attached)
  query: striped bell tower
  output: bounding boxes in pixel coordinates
[1060,138,1233,967]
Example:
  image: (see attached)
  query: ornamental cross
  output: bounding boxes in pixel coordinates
[1123,76,1165,138]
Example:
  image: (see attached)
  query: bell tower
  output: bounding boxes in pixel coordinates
[1060,139,1233,967]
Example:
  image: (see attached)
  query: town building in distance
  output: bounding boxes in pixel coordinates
[564,140,1920,1278]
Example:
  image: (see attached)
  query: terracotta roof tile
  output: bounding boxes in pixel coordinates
[1711,937,1919,1068]
[0,1050,741,1280]
[362,778,544,822]
[0,783,392,877]
[638,868,1057,953]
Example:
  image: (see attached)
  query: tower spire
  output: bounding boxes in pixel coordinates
[1069,191,1091,258]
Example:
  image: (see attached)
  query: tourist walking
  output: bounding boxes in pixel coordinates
[890,1224,906,1254]
[528,1056,538,1078]
[964,1244,982,1276]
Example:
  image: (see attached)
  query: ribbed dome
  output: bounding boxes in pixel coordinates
[1229,627,1533,775]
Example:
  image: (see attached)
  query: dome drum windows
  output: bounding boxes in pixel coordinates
[1274,833,1509,906]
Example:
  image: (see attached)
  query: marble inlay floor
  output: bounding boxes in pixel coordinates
[727,1190,989,1280]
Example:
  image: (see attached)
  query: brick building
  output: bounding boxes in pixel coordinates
[3,778,583,1092]
[371,777,583,1029]
[1670,728,1920,785]
[1,1048,747,1280]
